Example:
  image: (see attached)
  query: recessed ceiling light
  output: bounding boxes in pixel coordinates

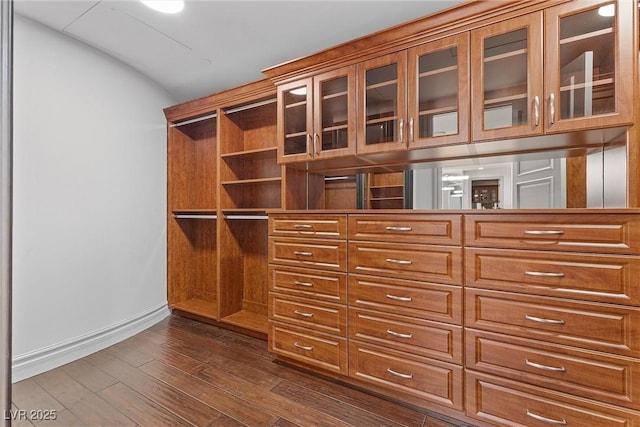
[141,0,184,14]
[598,4,615,17]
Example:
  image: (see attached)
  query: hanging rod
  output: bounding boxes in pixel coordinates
[224,214,269,220]
[325,175,356,182]
[170,112,217,128]
[224,98,277,115]
[173,214,218,220]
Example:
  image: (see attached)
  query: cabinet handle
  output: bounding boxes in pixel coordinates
[294,310,314,318]
[293,342,313,351]
[549,92,556,124]
[525,314,565,325]
[313,133,319,155]
[525,359,566,372]
[534,95,540,127]
[526,410,567,425]
[399,118,404,143]
[525,271,565,278]
[306,134,312,155]
[294,280,313,287]
[385,226,412,232]
[524,230,564,236]
[294,224,313,229]
[386,258,412,265]
[293,251,313,257]
[386,294,412,302]
[386,368,413,379]
[409,117,414,142]
[386,329,413,339]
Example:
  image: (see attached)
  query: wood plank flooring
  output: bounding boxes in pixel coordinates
[11,315,475,427]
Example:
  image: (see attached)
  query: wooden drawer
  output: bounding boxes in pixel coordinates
[349,341,463,411]
[349,274,462,324]
[349,308,462,364]
[269,214,347,239]
[467,329,640,410]
[348,214,462,245]
[269,322,347,375]
[349,242,462,284]
[466,288,640,357]
[269,266,346,303]
[269,238,347,272]
[466,371,640,427]
[465,213,640,254]
[270,294,347,335]
[466,248,640,305]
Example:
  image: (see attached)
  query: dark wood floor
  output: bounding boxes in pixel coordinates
[11,315,474,427]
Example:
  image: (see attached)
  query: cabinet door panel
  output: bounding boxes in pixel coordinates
[408,33,469,148]
[544,0,634,132]
[471,12,543,141]
[277,79,313,163]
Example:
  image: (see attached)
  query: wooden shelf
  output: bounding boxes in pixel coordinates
[221,310,268,334]
[484,48,527,63]
[366,79,398,91]
[221,147,277,160]
[171,298,217,320]
[419,106,457,117]
[560,27,613,45]
[366,116,397,126]
[323,91,348,101]
[285,100,307,109]
[221,177,282,186]
[418,65,458,78]
[560,77,614,92]
[484,93,527,106]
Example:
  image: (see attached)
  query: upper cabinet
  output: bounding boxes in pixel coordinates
[471,0,634,141]
[471,13,544,141]
[356,52,408,154]
[408,33,470,148]
[544,0,634,133]
[277,66,356,163]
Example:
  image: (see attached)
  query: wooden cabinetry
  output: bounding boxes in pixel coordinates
[277,66,356,163]
[471,0,634,141]
[464,212,640,425]
[364,172,410,209]
[165,80,310,335]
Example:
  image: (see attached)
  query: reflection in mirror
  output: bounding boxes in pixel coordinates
[411,144,626,209]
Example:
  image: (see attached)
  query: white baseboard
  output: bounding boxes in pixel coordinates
[12,303,170,382]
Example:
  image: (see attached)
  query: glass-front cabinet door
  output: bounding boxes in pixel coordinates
[408,33,469,149]
[357,52,408,154]
[277,78,313,163]
[313,67,356,159]
[471,13,544,141]
[544,0,633,133]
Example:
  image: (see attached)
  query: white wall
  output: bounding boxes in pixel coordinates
[12,15,174,381]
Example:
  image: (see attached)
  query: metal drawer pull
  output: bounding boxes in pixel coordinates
[294,280,313,287]
[294,310,314,318]
[526,410,567,425]
[525,359,566,372]
[386,368,413,379]
[524,230,564,236]
[293,251,313,256]
[294,224,313,229]
[386,258,412,265]
[525,315,565,325]
[293,342,313,351]
[525,271,565,278]
[385,226,412,232]
[386,329,413,339]
[386,294,412,302]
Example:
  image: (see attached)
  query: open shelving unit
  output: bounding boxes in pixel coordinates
[167,114,219,319]
[218,97,279,334]
[365,171,412,209]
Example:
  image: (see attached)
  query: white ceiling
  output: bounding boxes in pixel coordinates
[15,0,465,103]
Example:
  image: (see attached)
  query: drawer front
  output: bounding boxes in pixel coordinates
[465,213,640,254]
[269,214,347,239]
[466,248,640,305]
[349,308,462,363]
[349,342,463,410]
[349,274,462,324]
[269,238,347,271]
[349,242,462,284]
[270,295,347,335]
[466,371,640,427]
[269,323,347,375]
[466,288,640,357]
[348,214,462,245]
[269,266,346,303]
[467,329,640,409]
